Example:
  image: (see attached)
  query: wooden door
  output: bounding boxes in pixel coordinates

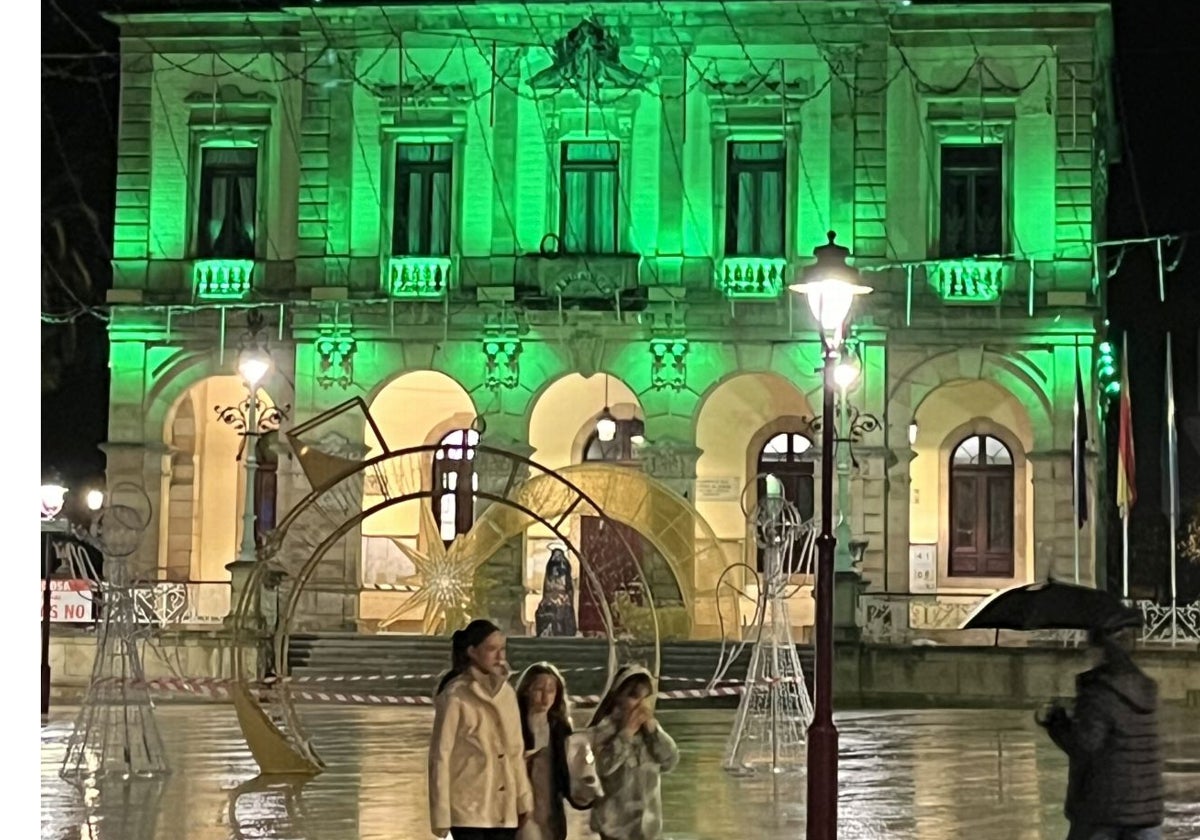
[577,516,648,637]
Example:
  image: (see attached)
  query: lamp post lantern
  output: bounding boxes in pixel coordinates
[789,231,870,840]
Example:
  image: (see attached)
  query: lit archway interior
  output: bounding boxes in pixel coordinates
[361,370,476,629]
[694,372,818,634]
[160,375,276,620]
[909,378,1036,589]
[525,373,680,637]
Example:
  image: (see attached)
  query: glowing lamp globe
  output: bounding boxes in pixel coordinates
[86,489,105,511]
[833,361,860,390]
[238,346,272,388]
[789,232,870,343]
[596,408,617,443]
[41,482,68,521]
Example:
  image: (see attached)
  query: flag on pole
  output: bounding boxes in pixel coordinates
[1116,334,1136,517]
[1162,333,1180,520]
[1073,354,1089,529]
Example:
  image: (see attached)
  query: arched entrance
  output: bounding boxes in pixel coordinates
[231,399,717,776]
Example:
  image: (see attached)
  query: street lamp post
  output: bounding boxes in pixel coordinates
[41,480,68,716]
[790,232,871,840]
[218,317,275,627]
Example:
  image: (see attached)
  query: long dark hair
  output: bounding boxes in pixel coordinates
[436,618,501,695]
[516,662,572,749]
[588,666,653,727]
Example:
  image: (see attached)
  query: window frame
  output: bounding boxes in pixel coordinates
[724,140,788,258]
[947,433,1015,578]
[936,143,1006,259]
[558,141,621,255]
[194,145,261,260]
[431,428,478,545]
[392,142,455,257]
[929,120,1013,260]
[754,431,815,574]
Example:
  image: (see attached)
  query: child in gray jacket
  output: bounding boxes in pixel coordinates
[587,665,679,840]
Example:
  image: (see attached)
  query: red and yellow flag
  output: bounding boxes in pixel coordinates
[1116,334,1136,516]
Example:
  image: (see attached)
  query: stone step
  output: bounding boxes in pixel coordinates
[285,633,814,703]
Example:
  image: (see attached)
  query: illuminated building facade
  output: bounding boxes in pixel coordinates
[104,1,1116,637]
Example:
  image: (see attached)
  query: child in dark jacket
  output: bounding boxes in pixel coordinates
[515,662,575,840]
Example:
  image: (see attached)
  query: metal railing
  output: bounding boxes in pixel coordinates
[858,593,1200,646]
[131,581,230,626]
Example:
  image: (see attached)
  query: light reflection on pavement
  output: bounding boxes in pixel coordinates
[40,705,1200,840]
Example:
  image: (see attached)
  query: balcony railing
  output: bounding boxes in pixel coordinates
[131,581,229,626]
[193,259,254,300]
[387,256,452,299]
[929,259,1005,303]
[717,256,788,299]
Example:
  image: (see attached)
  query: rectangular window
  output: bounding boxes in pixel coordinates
[394,143,453,256]
[197,147,258,259]
[725,141,786,257]
[560,142,619,254]
[939,144,1004,258]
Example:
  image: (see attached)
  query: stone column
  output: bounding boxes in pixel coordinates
[1028,450,1091,584]
[472,423,534,637]
[883,447,916,594]
[100,441,168,580]
[638,436,704,635]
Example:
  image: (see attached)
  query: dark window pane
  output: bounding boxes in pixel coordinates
[987,475,1014,551]
[197,147,257,258]
[952,476,978,551]
[561,143,619,254]
[939,144,1003,258]
[394,143,453,256]
[726,141,787,257]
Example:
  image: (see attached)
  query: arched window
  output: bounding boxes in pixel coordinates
[756,432,815,572]
[949,433,1014,577]
[432,429,478,544]
[583,418,645,464]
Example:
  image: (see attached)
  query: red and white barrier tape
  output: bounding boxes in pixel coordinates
[93,676,747,706]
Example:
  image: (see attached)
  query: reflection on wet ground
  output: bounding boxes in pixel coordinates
[41,705,1200,840]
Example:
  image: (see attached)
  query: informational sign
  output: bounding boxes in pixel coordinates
[909,544,937,594]
[695,476,741,502]
[41,579,94,623]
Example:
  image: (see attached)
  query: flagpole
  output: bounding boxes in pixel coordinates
[1122,511,1129,599]
[1073,339,1081,584]
[1165,332,1179,646]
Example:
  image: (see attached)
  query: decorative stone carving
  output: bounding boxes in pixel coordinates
[482,331,521,390]
[565,329,604,378]
[315,330,356,390]
[649,337,687,391]
[380,82,472,113]
[525,253,640,299]
[525,18,653,98]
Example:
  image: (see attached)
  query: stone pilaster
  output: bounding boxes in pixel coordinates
[1028,450,1094,585]
[472,427,535,636]
[883,447,916,593]
[100,441,168,579]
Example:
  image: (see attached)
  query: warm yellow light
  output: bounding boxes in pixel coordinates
[41,483,68,521]
[833,361,860,390]
[238,346,272,388]
[85,490,105,511]
[790,278,872,338]
[596,408,617,443]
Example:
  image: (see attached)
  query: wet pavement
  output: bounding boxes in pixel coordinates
[41,705,1200,839]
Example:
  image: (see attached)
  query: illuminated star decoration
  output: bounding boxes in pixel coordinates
[378,500,478,635]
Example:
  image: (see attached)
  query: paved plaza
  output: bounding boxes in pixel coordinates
[41,705,1200,840]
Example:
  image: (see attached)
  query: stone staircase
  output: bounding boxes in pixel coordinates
[286,633,815,706]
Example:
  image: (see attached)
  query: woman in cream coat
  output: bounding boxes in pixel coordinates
[429,619,533,840]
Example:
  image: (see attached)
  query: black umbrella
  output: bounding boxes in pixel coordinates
[960,578,1142,632]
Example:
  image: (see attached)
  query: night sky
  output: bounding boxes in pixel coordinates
[41,0,1200,591]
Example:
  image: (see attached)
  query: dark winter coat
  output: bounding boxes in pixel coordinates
[1044,661,1164,829]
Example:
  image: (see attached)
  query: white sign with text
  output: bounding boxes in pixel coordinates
[909,544,937,594]
[41,579,94,623]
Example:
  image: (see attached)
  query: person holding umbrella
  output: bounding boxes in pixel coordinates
[1037,625,1164,840]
